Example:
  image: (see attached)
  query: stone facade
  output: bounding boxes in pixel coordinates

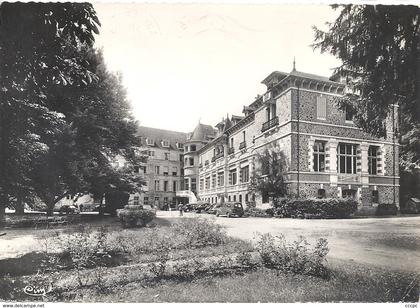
[196,69,400,208]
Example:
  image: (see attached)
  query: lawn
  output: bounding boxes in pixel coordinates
[0,215,418,303]
[22,259,418,303]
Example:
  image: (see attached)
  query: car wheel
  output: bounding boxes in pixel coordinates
[227,212,231,218]
[216,212,220,217]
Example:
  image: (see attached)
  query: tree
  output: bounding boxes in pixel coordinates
[248,146,289,204]
[313,5,420,171]
[0,3,101,222]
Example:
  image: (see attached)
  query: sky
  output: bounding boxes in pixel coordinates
[93,3,342,133]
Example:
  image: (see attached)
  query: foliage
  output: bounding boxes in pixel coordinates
[244,207,274,218]
[117,205,155,228]
[248,144,289,203]
[376,203,398,216]
[255,233,330,278]
[313,5,420,170]
[171,218,227,248]
[276,198,358,219]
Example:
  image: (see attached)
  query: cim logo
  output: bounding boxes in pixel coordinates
[23,285,49,297]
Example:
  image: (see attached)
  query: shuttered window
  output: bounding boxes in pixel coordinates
[316,96,327,120]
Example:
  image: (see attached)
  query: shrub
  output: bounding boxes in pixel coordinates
[171,217,227,248]
[117,205,155,228]
[255,233,329,278]
[376,203,398,216]
[277,198,358,219]
[244,207,273,217]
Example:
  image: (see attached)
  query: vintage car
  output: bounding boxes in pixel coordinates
[215,202,244,218]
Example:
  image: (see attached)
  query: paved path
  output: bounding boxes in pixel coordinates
[159,211,420,273]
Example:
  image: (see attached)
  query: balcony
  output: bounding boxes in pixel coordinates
[228,147,234,154]
[212,152,224,162]
[239,141,246,150]
[261,116,279,132]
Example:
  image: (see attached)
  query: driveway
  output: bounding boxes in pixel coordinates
[159,211,420,273]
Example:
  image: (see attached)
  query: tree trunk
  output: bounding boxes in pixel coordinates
[46,198,55,216]
[98,194,104,216]
[15,195,24,215]
[0,204,5,228]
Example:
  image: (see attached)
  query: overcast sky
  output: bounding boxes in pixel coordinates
[93,3,342,133]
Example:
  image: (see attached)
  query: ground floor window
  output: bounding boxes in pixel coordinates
[228,195,231,201]
[134,196,139,205]
[313,141,326,172]
[262,192,269,203]
[368,146,379,175]
[245,194,249,202]
[338,143,357,174]
[372,190,379,204]
[144,196,149,205]
[342,189,356,199]
[239,194,242,202]
[317,189,326,199]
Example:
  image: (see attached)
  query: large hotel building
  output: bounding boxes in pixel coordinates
[135,67,399,209]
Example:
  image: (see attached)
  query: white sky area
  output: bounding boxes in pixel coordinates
[93,3,342,133]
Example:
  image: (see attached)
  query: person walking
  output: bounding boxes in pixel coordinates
[178,203,184,216]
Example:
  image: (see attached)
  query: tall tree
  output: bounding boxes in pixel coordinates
[313,5,420,171]
[0,2,100,223]
[248,146,288,204]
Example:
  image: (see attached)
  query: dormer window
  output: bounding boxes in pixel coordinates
[263,91,272,102]
[345,105,354,123]
[162,140,170,148]
[176,142,183,149]
[146,138,154,146]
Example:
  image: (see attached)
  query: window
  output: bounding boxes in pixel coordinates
[149,150,155,157]
[189,157,194,166]
[313,141,326,172]
[141,166,147,174]
[338,143,357,174]
[372,190,379,204]
[230,138,234,148]
[342,189,356,199]
[205,177,210,189]
[245,194,249,202]
[162,140,170,147]
[240,166,249,183]
[368,146,379,175]
[262,192,269,203]
[146,138,154,146]
[185,179,189,191]
[233,195,236,202]
[239,195,242,202]
[217,171,224,186]
[243,131,246,142]
[155,166,160,174]
[163,166,169,176]
[228,195,231,201]
[190,144,196,152]
[134,166,140,173]
[199,178,204,190]
[164,181,168,192]
[180,154,183,162]
[154,180,160,191]
[316,96,327,120]
[317,189,326,199]
[164,152,170,160]
[191,178,197,192]
[229,169,237,185]
[177,142,183,149]
[144,197,149,205]
[172,167,178,176]
[134,196,139,205]
[345,105,354,122]
[173,181,177,192]
[211,174,216,188]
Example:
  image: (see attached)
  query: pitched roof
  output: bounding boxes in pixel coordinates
[137,126,187,149]
[189,123,217,142]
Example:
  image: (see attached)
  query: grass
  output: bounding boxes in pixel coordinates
[46,259,419,303]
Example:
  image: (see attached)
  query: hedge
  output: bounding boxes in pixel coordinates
[276,198,358,219]
[376,203,398,216]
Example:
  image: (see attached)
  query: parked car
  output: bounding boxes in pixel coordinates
[183,203,195,212]
[194,202,210,213]
[206,203,221,215]
[215,202,244,218]
[53,204,80,215]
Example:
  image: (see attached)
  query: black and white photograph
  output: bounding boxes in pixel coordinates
[0,0,419,304]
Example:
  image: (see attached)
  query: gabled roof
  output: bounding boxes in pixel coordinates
[137,126,187,149]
